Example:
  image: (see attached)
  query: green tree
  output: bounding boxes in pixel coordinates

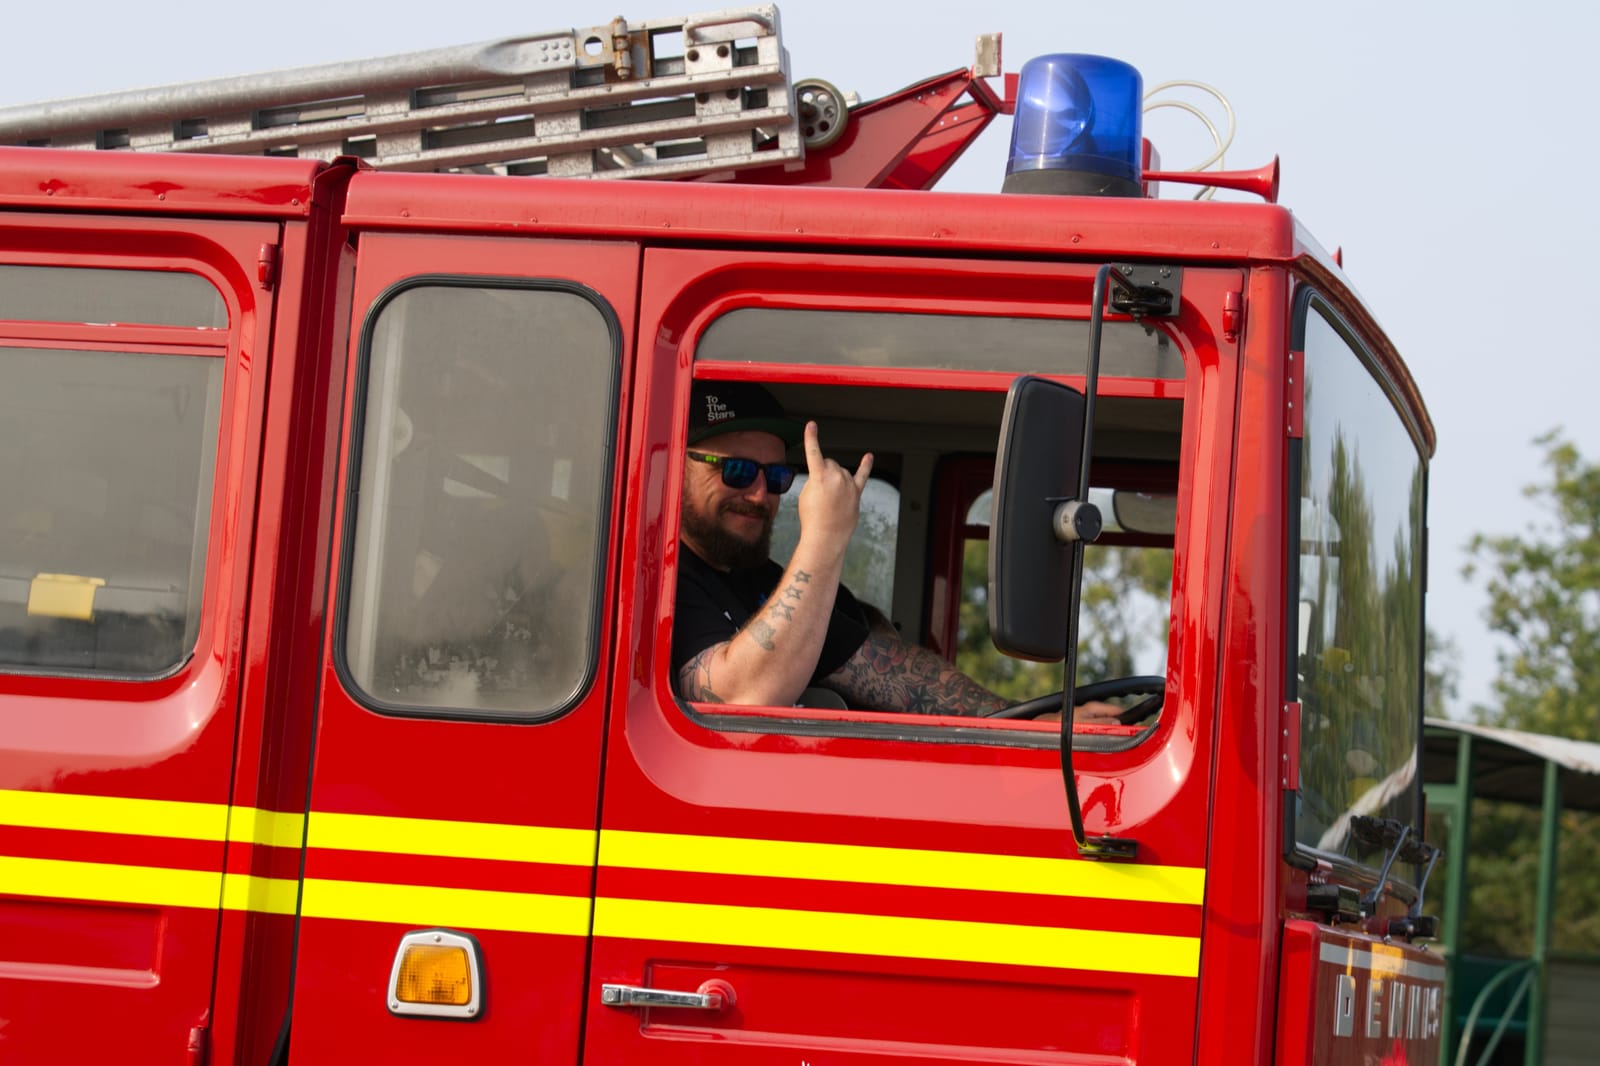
[1456,433,1600,957]
[1465,432,1600,740]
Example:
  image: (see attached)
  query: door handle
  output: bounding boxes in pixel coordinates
[600,981,730,1011]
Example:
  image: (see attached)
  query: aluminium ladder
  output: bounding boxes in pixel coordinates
[0,6,840,181]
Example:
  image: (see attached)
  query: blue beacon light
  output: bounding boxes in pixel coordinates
[1003,54,1144,197]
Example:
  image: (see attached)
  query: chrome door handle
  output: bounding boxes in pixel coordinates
[600,982,726,1010]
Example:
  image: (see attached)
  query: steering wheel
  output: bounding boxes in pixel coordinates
[986,675,1165,724]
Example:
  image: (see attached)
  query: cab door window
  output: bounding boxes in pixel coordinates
[677,301,1188,735]
[340,281,618,717]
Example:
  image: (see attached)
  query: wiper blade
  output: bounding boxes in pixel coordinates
[1350,814,1442,918]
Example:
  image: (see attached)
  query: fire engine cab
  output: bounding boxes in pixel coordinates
[0,7,1442,1064]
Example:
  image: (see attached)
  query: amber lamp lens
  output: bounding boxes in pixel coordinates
[395,944,472,1006]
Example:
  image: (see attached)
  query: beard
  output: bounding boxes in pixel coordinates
[681,490,774,571]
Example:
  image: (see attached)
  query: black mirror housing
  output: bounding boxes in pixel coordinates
[988,375,1087,661]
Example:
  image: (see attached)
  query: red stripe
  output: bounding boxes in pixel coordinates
[221,839,305,881]
[595,866,1201,938]
[302,847,595,896]
[0,825,222,871]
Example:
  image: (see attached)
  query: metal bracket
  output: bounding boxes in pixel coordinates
[1077,833,1139,860]
[1107,264,1183,319]
[1307,882,1363,923]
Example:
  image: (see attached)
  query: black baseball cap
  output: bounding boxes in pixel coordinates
[688,380,801,446]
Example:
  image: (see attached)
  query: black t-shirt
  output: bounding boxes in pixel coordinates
[671,544,871,687]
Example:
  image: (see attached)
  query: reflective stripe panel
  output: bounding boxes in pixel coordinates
[1,855,222,910]
[602,829,1205,904]
[221,872,301,915]
[0,852,1196,976]
[308,811,596,866]
[0,788,228,841]
[227,806,305,849]
[2,791,1207,980]
[1,793,1202,907]
[300,878,592,936]
[594,896,1202,978]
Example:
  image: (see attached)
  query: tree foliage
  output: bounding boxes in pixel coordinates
[1466,432,1600,740]
[1455,433,1600,958]
[954,539,1172,701]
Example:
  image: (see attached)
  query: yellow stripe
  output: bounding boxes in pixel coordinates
[221,872,301,915]
[0,788,228,841]
[301,877,591,935]
[2,791,1201,909]
[226,807,305,849]
[0,855,222,910]
[0,854,1196,977]
[601,830,1205,905]
[595,896,1200,978]
[308,811,595,866]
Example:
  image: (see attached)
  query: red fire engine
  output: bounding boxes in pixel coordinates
[0,7,1443,1063]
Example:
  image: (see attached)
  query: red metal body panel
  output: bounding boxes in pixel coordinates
[283,230,641,1063]
[340,166,1300,263]
[206,160,359,1065]
[1276,921,1444,1064]
[0,208,282,1061]
[573,246,1240,1063]
[0,146,322,217]
[1192,264,1290,1066]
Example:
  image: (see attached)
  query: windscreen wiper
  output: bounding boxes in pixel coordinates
[1349,814,1442,939]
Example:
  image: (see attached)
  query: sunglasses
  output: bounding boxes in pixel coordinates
[686,450,798,494]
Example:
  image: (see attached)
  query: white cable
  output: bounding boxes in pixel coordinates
[1144,101,1222,199]
[1142,79,1237,200]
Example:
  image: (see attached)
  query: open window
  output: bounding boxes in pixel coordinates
[671,297,1189,737]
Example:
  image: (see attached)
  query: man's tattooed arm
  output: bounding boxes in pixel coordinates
[741,575,806,654]
[821,631,1007,716]
[677,575,816,704]
[676,646,723,702]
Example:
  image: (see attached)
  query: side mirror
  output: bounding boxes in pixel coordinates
[988,375,1087,660]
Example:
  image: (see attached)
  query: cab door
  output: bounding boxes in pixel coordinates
[0,212,280,1062]
[287,225,638,1061]
[583,247,1239,1063]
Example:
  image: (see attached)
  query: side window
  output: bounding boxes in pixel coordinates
[0,268,226,677]
[676,303,1186,729]
[1291,298,1426,861]
[341,282,617,717]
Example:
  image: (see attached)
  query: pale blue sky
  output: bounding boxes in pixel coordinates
[8,0,1596,717]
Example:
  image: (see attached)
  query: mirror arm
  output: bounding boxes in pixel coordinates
[1061,264,1139,861]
